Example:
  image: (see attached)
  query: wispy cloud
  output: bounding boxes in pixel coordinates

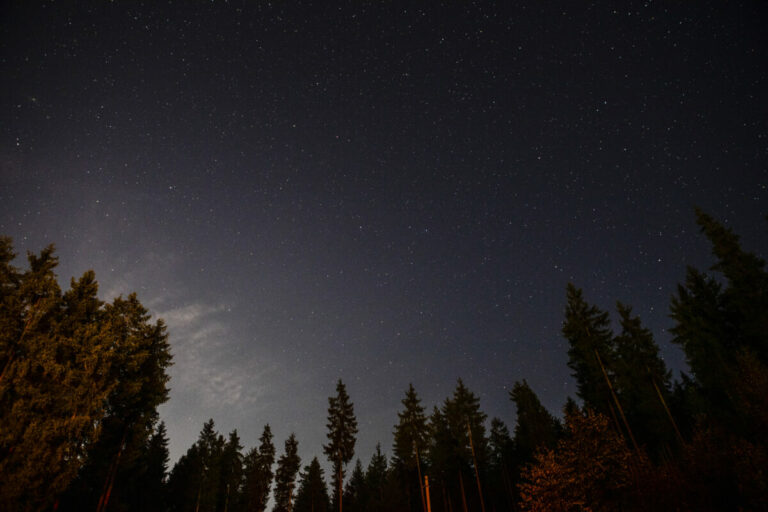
[157,301,277,408]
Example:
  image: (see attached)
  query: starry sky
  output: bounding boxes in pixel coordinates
[1,1,767,469]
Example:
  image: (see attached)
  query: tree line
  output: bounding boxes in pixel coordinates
[1,209,766,510]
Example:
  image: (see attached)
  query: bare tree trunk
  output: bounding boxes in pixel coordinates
[443,483,453,512]
[414,442,427,512]
[595,349,640,454]
[338,460,343,512]
[651,373,684,444]
[466,421,487,512]
[459,473,468,512]
[96,429,127,512]
[96,430,127,512]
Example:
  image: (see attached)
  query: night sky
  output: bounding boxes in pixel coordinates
[2,1,767,470]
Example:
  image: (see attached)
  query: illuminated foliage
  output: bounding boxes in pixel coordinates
[518,410,636,512]
[0,239,170,511]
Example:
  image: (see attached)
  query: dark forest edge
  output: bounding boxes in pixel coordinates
[1,208,766,511]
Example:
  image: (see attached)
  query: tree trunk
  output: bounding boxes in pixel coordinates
[459,473,468,512]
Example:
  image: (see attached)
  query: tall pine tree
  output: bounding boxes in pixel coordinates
[293,457,330,512]
[671,210,768,431]
[562,283,616,416]
[613,303,676,454]
[342,460,366,512]
[392,383,429,512]
[510,380,561,463]
[273,434,301,512]
[364,443,388,511]
[218,430,244,512]
[243,424,276,512]
[324,379,357,512]
[130,421,170,512]
[434,379,489,512]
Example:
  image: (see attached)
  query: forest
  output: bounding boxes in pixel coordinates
[1,209,766,511]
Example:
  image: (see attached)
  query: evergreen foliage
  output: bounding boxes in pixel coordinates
[323,379,357,512]
[391,383,429,512]
[219,430,244,512]
[131,421,170,512]
[273,433,301,512]
[487,418,516,511]
[0,239,171,511]
[518,410,637,512]
[364,443,388,511]
[3,210,766,510]
[428,379,488,512]
[294,457,331,512]
[342,459,365,512]
[510,380,561,463]
[671,209,768,430]
[612,303,675,455]
[562,283,615,416]
[243,424,276,512]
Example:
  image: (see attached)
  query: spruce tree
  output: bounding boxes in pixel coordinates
[613,303,675,454]
[293,457,330,512]
[323,379,357,512]
[671,210,768,429]
[392,383,429,512]
[166,419,226,512]
[342,459,366,512]
[243,424,276,511]
[273,433,301,512]
[562,283,616,416]
[0,239,171,511]
[434,379,489,511]
[444,378,489,469]
[426,405,454,506]
[510,380,561,463]
[132,421,170,512]
[392,383,429,469]
[167,442,203,512]
[488,418,515,512]
[365,443,388,511]
[218,430,244,512]
[63,292,172,511]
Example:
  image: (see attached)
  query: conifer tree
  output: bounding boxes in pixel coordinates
[294,457,330,512]
[243,424,276,511]
[273,433,301,512]
[392,383,429,512]
[510,380,561,463]
[324,379,357,512]
[167,419,226,512]
[488,418,515,512]
[518,410,637,512]
[434,379,489,511]
[132,421,170,512]
[427,405,454,507]
[342,459,366,512]
[219,430,244,512]
[63,292,172,511]
[562,284,616,416]
[613,303,675,454]
[365,443,388,511]
[444,378,489,468]
[0,239,170,510]
[671,210,768,429]
[167,442,203,512]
